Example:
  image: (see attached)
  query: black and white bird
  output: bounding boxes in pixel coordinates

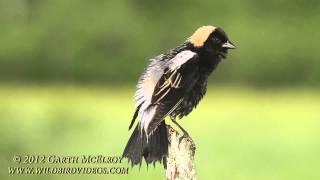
[123,25,236,167]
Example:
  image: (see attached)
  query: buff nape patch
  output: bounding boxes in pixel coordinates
[188,26,216,47]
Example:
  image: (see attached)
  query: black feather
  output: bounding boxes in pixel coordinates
[128,103,142,130]
[122,121,168,168]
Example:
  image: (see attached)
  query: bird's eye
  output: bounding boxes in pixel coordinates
[212,37,221,44]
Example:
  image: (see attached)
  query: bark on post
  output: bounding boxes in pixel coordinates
[165,125,197,180]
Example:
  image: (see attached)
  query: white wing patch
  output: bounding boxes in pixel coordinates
[140,106,157,142]
[168,50,197,71]
[135,50,197,136]
[135,56,165,108]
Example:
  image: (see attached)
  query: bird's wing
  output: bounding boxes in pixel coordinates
[152,50,199,103]
[129,55,166,130]
[145,50,199,134]
[134,55,166,109]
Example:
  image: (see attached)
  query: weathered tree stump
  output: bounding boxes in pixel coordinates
[165,125,196,180]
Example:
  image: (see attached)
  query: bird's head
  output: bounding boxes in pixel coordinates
[187,25,236,59]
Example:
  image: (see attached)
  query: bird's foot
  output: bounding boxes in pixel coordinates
[178,132,194,147]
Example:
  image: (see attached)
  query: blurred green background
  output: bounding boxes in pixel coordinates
[1,0,320,180]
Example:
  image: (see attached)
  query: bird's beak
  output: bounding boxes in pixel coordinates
[222,41,236,49]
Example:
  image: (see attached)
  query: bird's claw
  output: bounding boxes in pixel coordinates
[178,133,193,147]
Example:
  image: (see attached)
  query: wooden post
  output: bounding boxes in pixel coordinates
[165,125,197,180]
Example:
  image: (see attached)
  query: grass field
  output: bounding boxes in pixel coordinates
[1,85,320,180]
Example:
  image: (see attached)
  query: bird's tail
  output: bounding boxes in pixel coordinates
[122,120,168,168]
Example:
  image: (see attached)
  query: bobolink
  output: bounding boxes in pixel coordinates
[123,25,236,167]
